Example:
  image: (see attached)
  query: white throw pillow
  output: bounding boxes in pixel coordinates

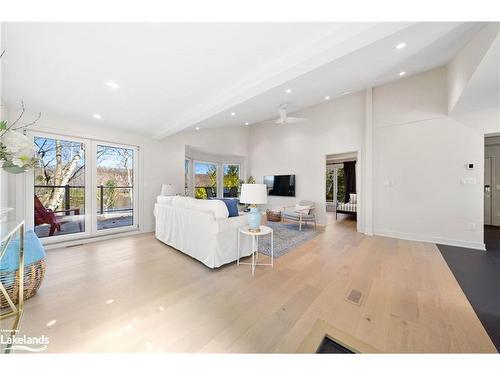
[294,204,311,215]
[172,196,190,209]
[157,196,174,206]
[187,199,229,219]
[349,193,357,204]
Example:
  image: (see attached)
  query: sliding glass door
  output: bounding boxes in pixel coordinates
[29,133,138,242]
[33,135,88,239]
[95,143,136,232]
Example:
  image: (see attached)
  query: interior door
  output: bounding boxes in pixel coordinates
[485,157,492,225]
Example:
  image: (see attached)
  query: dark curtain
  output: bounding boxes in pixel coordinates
[343,161,356,203]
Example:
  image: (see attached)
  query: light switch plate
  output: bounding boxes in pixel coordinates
[461,177,477,185]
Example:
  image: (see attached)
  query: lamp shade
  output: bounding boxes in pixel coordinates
[160,184,176,196]
[240,184,268,205]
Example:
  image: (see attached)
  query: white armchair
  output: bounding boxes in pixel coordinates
[282,200,316,231]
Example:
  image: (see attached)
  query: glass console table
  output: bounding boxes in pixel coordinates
[0,220,25,354]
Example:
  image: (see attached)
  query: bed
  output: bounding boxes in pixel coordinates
[336,202,357,219]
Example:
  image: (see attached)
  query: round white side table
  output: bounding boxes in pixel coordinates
[237,225,273,275]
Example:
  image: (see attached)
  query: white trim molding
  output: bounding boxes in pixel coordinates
[374,229,486,251]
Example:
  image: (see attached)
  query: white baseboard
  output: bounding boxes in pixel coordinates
[373,229,486,251]
[44,230,151,250]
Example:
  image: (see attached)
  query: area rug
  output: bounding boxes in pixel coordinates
[257,221,320,258]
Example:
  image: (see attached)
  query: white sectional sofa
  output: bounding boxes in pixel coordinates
[154,196,252,268]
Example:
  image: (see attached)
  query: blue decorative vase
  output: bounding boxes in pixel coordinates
[247,206,262,232]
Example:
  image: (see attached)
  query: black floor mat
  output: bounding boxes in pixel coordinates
[316,336,355,354]
[437,237,500,352]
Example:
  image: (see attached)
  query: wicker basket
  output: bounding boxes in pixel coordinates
[266,209,282,222]
[0,259,46,309]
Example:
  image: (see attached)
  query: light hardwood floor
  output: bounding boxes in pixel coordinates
[12,213,497,353]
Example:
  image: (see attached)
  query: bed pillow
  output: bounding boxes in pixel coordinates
[349,194,357,204]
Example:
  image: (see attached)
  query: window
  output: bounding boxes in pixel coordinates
[326,164,345,207]
[194,161,217,199]
[223,164,240,197]
[184,159,190,196]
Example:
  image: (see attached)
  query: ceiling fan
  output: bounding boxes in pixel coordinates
[265,103,307,125]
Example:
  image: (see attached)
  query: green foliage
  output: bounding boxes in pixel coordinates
[326,169,334,201]
[207,165,217,187]
[103,180,118,209]
[325,167,346,203]
[0,120,7,130]
[223,165,240,188]
[246,176,255,184]
[195,187,207,199]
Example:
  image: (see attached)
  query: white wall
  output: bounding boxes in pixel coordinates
[248,92,365,226]
[373,67,485,249]
[0,22,9,212]
[159,125,250,197]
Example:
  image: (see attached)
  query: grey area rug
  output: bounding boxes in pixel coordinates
[257,221,320,258]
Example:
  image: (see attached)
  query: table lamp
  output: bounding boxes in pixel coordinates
[160,184,176,196]
[240,184,268,232]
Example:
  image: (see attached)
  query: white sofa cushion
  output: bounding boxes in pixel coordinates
[187,198,229,219]
[157,196,174,206]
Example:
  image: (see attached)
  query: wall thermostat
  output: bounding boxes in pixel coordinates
[466,163,475,170]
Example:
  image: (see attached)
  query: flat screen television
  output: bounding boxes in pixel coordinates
[263,175,296,197]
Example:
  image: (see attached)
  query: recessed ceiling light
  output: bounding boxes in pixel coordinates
[106,299,114,304]
[324,96,330,100]
[195,126,200,130]
[106,81,120,89]
[46,319,57,327]
[399,71,406,76]
[244,122,249,126]
[230,112,236,116]
[285,89,292,94]
[93,113,102,120]
[395,42,407,50]
[341,90,351,96]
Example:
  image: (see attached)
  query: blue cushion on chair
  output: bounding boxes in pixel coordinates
[210,198,239,217]
[0,230,46,272]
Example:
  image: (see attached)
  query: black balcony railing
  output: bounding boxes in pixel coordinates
[34,184,133,215]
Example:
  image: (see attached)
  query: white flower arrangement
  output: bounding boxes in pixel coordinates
[0,127,38,173]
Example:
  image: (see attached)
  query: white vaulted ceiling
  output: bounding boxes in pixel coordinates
[1,22,486,138]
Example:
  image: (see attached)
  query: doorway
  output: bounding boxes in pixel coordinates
[325,152,357,221]
[484,135,500,251]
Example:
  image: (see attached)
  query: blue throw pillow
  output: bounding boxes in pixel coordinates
[1,230,46,272]
[210,198,239,217]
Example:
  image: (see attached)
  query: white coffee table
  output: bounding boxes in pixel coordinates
[237,225,273,275]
